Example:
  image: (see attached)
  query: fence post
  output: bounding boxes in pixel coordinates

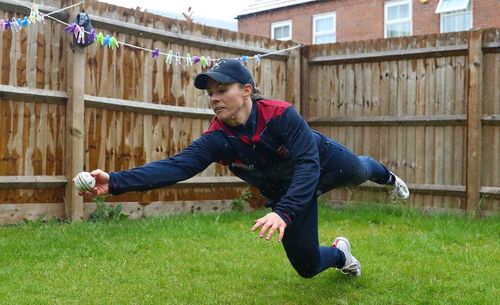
[286,47,301,110]
[64,9,85,221]
[465,30,483,213]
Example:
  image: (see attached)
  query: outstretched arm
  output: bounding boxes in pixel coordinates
[77,134,218,197]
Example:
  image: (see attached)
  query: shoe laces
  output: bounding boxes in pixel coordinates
[389,179,409,202]
[341,262,360,276]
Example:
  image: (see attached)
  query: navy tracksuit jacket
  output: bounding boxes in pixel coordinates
[108,99,381,225]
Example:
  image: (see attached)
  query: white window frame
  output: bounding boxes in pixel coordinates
[436,0,473,33]
[384,0,413,38]
[271,20,292,41]
[312,12,336,45]
[435,0,470,13]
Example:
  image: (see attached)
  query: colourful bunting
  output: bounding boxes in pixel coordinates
[73,25,82,38]
[76,26,85,44]
[185,53,193,66]
[175,51,181,65]
[152,48,160,59]
[110,36,119,49]
[10,1,301,70]
[200,56,208,68]
[28,4,44,24]
[253,54,261,65]
[95,32,104,46]
[103,35,111,47]
[87,29,96,44]
[10,18,21,32]
[21,17,30,27]
[28,5,38,23]
[166,50,173,65]
[64,23,76,34]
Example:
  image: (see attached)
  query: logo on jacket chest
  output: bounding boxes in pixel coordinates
[231,160,255,171]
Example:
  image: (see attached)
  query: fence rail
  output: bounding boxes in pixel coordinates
[358,182,500,198]
[308,42,499,64]
[308,115,500,126]
[308,115,467,126]
[0,175,246,189]
[0,84,214,117]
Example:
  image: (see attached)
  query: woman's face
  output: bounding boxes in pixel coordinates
[206,79,251,126]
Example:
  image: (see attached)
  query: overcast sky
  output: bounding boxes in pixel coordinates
[100,0,254,30]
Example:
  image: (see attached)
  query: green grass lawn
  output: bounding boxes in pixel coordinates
[0,203,498,305]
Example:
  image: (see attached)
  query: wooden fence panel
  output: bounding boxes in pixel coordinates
[0,0,296,222]
[305,29,499,213]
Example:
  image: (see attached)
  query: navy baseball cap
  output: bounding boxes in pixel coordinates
[194,59,254,89]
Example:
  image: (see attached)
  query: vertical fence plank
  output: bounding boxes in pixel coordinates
[286,48,301,109]
[454,56,466,188]
[434,56,446,208]
[466,31,483,212]
[414,59,426,205]
[300,46,310,117]
[406,59,416,185]
[397,60,407,180]
[370,61,380,162]
[379,61,390,166]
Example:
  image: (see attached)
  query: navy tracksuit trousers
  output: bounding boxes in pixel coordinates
[282,140,391,278]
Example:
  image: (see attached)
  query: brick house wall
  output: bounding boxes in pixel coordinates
[237,0,500,44]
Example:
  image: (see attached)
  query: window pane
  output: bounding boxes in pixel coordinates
[274,25,290,39]
[315,34,335,44]
[387,22,411,37]
[464,11,472,28]
[388,3,409,20]
[398,4,409,18]
[458,13,467,29]
[278,27,284,38]
[401,22,411,35]
[441,10,472,32]
[388,5,399,20]
[274,27,280,38]
[387,24,397,37]
[316,17,334,32]
[442,15,453,32]
[284,25,290,36]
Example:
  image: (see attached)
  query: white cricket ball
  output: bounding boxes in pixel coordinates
[74,172,96,192]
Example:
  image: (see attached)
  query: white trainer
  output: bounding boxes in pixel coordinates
[332,237,361,277]
[389,173,410,201]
